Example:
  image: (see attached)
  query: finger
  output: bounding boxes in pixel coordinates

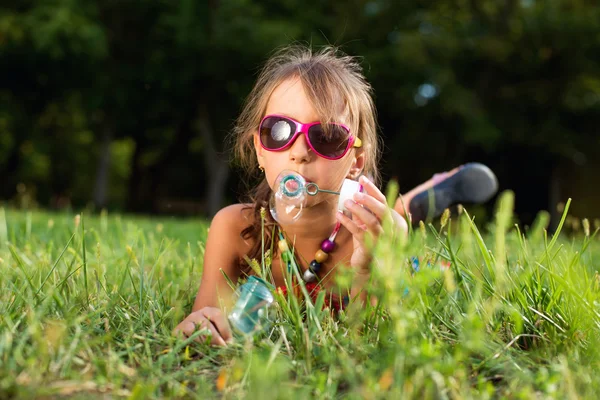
[193,318,227,347]
[202,308,233,344]
[359,175,387,203]
[352,213,379,246]
[336,210,366,238]
[175,310,207,337]
[172,321,195,338]
[353,192,389,221]
[344,199,384,236]
[204,321,228,347]
[391,210,409,237]
[176,313,228,347]
[177,319,208,339]
[352,216,383,250]
[351,213,369,231]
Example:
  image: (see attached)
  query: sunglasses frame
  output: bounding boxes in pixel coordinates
[258,114,362,160]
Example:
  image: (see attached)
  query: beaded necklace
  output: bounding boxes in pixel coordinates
[271,171,360,283]
[277,221,342,282]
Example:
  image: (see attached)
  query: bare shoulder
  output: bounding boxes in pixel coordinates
[209,203,255,254]
[193,203,255,310]
[211,203,254,228]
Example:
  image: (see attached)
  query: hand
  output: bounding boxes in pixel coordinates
[336,175,407,271]
[173,307,233,347]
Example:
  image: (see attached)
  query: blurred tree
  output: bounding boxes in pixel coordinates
[0,1,106,206]
[332,0,600,223]
[0,0,598,222]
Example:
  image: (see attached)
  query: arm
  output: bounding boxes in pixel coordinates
[173,204,252,345]
[337,176,408,306]
[348,211,407,306]
[192,204,248,310]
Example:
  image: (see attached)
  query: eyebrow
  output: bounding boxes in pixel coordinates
[263,113,321,124]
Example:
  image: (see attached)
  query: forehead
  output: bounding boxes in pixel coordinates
[264,77,349,124]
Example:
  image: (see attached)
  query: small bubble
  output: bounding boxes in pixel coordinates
[418,83,438,99]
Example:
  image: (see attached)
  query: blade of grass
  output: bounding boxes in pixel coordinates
[81,213,89,307]
[36,232,76,296]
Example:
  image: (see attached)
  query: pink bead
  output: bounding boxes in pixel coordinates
[321,239,335,253]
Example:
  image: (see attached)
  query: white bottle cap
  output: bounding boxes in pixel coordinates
[338,179,363,213]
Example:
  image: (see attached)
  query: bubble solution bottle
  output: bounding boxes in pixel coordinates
[228,276,274,335]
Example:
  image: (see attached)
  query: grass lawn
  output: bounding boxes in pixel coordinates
[0,192,599,399]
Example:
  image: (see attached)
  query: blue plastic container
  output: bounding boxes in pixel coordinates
[228,276,274,335]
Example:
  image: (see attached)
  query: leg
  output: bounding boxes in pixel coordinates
[395,167,461,217]
[394,163,498,224]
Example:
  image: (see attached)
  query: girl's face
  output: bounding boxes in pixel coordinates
[253,77,364,206]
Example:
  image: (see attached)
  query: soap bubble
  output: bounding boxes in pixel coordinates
[268,170,364,223]
[269,170,308,224]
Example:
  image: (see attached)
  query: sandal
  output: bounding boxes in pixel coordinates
[408,162,498,222]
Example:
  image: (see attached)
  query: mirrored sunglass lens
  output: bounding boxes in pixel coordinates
[271,121,292,141]
[308,124,350,158]
[260,117,294,149]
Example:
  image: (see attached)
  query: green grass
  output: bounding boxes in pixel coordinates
[0,191,599,399]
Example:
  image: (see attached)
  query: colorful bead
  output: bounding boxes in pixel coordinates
[321,239,335,253]
[315,249,329,263]
[278,239,289,253]
[280,221,342,283]
[309,260,322,273]
[303,269,317,282]
[411,256,420,272]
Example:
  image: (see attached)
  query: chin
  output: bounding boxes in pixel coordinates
[305,195,337,209]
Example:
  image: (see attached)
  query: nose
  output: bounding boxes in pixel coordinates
[289,133,312,163]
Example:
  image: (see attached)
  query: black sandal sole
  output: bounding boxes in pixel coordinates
[408,163,498,222]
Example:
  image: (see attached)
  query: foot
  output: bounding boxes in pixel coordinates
[398,163,498,223]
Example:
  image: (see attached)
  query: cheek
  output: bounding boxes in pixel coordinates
[263,156,285,183]
[264,159,289,190]
[269,176,279,191]
[329,158,354,179]
[315,162,350,190]
[264,169,277,190]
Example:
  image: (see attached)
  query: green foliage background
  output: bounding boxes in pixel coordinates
[1,0,599,221]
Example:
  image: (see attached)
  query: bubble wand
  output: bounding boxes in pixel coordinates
[274,170,363,216]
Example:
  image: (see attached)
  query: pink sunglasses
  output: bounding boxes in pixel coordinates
[258,114,362,160]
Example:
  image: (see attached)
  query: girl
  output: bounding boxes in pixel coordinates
[173,45,497,346]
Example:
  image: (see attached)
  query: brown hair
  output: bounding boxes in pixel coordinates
[231,44,380,271]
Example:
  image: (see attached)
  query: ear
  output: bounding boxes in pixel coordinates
[253,132,265,169]
[347,150,365,180]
